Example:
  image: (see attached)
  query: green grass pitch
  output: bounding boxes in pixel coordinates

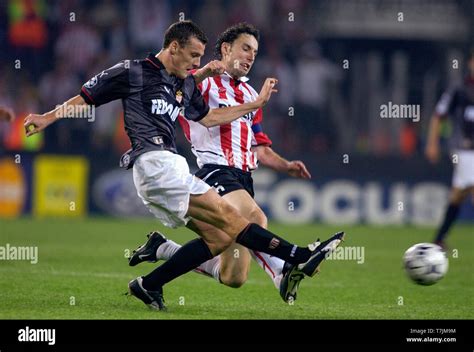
[1,217,472,319]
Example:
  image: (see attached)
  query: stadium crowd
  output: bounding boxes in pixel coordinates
[0,0,472,163]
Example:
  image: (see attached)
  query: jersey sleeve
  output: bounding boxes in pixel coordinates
[251,108,272,147]
[189,69,211,93]
[435,86,459,117]
[80,61,131,107]
[184,77,210,122]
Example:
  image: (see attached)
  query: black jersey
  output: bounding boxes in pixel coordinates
[80,54,209,168]
[435,77,474,150]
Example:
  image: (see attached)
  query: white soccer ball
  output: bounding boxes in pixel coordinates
[403,243,448,285]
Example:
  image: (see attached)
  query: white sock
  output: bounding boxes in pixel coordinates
[155,239,181,260]
[156,239,221,282]
[194,255,221,282]
[251,250,285,289]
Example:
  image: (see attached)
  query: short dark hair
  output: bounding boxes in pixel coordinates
[163,20,208,49]
[214,23,260,59]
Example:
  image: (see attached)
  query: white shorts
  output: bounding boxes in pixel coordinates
[452,150,474,189]
[133,150,211,228]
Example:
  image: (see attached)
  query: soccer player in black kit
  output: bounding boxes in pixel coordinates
[426,50,474,249]
[24,21,344,310]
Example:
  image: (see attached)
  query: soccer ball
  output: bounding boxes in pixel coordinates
[403,243,448,285]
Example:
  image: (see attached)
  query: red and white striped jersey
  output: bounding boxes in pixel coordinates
[178,73,272,172]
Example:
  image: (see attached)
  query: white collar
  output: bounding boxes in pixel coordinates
[223,71,249,83]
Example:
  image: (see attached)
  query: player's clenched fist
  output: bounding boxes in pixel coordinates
[202,60,226,76]
[24,114,53,137]
[192,60,226,84]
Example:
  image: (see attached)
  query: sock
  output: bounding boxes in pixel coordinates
[194,256,221,282]
[156,239,180,260]
[251,250,285,289]
[236,223,311,265]
[142,238,213,291]
[435,204,460,242]
[156,239,221,282]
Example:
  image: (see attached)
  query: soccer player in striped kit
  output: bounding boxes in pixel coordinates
[425,50,474,249]
[27,21,344,310]
[130,23,335,303]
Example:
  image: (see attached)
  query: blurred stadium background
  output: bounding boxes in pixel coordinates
[0,0,473,322]
[1,0,473,225]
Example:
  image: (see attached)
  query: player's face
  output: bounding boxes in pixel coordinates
[224,34,258,78]
[173,37,205,79]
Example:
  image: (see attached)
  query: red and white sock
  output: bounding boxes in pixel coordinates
[250,250,285,289]
[194,256,221,282]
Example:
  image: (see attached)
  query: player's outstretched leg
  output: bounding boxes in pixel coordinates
[128,231,222,281]
[129,189,345,311]
[128,277,166,311]
[279,231,345,303]
[127,224,307,303]
[128,231,168,266]
[432,186,472,250]
[128,230,302,302]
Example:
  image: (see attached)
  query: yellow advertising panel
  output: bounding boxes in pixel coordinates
[0,158,26,218]
[33,155,88,217]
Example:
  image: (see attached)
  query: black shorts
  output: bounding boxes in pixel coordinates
[195,164,254,198]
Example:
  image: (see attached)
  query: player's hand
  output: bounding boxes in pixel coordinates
[202,60,226,77]
[288,161,311,179]
[24,114,52,137]
[256,78,278,107]
[193,60,226,84]
[0,106,15,122]
[425,143,440,164]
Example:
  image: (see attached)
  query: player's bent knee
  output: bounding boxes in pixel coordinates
[220,274,248,288]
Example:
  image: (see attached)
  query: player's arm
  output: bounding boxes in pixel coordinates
[425,87,457,164]
[199,78,278,127]
[255,145,311,179]
[193,60,225,85]
[25,61,131,137]
[24,95,88,136]
[425,112,443,164]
